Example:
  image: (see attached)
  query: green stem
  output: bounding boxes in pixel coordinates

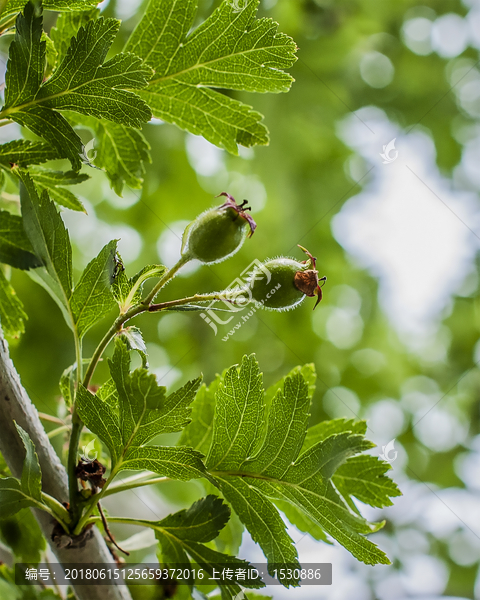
[142,255,190,306]
[82,257,191,388]
[82,305,142,388]
[38,412,68,425]
[72,466,120,536]
[148,291,241,312]
[103,474,169,497]
[67,334,83,520]
[32,498,70,533]
[67,411,82,519]
[84,516,157,529]
[41,492,72,526]
[75,336,83,387]
[47,424,70,438]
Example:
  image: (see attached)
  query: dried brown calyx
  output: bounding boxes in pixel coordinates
[217,191,257,237]
[294,245,327,309]
[75,458,106,489]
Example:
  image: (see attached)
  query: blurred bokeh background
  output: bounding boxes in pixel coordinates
[2,0,480,598]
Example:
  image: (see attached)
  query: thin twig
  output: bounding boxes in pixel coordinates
[47,424,71,438]
[38,412,68,425]
[98,502,130,557]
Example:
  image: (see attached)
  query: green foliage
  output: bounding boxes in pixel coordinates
[50,7,99,64]
[0,0,295,199]
[0,1,406,596]
[0,424,44,518]
[112,262,167,312]
[181,355,398,583]
[0,210,41,270]
[76,338,205,479]
[36,19,152,126]
[152,496,264,597]
[0,0,297,339]
[28,168,88,212]
[18,169,73,320]
[0,508,46,563]
[74,115,151,196]
[0,269,27,339]
[2,2,151,169]
[333,455,401,510]
[125,0,297,152]
[0,140,59,167]
[70,240,117,338]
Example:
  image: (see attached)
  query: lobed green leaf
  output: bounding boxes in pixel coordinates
[125,0,297,153]
[17,169,73,317]
[77,339,204,480]
[4,1,44,108]
[0,139,59,167]
[184,355,396,579]
[38,18,152,127]
[50,7,100,65]
[29,167,89,212]
[2,3,151,169]
[333,455,402,510]
[70,239,117,338]
[152,496,265,596]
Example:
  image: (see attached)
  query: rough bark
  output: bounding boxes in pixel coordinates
[0,332,132,600]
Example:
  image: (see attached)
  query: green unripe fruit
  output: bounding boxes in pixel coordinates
[181,193,256,264]
[250,258,305,310]
[248,246,326,311]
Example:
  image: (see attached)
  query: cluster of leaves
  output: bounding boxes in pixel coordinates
[74,347,399,592]
[0,344,400,596]
[0,1,401,599]
[0,0,297,338]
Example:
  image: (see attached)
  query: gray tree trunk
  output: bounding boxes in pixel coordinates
[0,332,132,600]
